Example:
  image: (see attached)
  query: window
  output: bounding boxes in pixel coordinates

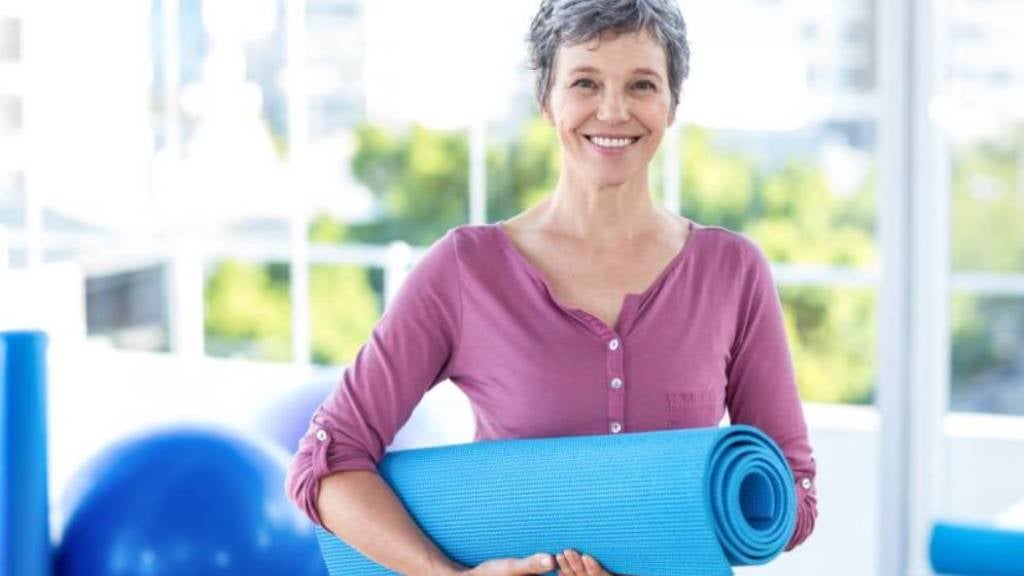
[946,0,1024,416]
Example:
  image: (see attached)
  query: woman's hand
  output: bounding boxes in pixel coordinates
[554,549,615,576]
[458,552,557,575]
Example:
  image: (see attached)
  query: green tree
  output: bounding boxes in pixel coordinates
[948,126,1024,412]
[677,127,877,404]
[347,124,470,245]
[204,215,380,366]
[204,261,292,362]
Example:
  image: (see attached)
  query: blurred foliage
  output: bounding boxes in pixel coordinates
[952,128,1024,274]
[487,117,562,223]
[204,216,381,365]
[204,261,293,362]
[949,127,1024,413]
[309,264,380,366]
[677,128,878,404]
[345,124,470,245]
[202,116,1024,411]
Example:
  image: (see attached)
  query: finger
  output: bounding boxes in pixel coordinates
[581,554,604,576]
[555,553,570,575]
[517,553,553,574]
[565,549,586,574]
[533,553,555,574]
[556,552,574,576]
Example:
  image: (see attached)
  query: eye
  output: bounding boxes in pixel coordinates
[572,78,597,89]
[634,80,657,91]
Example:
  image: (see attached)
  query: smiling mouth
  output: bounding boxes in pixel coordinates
[584,135,642,149]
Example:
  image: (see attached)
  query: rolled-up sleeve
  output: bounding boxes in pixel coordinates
[285,229,464,529]
[724,238,819,551]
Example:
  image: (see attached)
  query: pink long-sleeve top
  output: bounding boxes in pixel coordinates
[286,219,818,551]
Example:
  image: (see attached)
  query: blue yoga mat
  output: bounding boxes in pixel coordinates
[930,521,1024,576]
[316,424,796,576]
[1,331,51,576]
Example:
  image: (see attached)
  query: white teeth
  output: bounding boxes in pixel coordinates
[589,136,637,148]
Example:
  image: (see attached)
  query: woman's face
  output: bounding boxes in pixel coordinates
[543,29,674,189]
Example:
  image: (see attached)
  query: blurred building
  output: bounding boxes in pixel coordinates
[948,0,1024,106]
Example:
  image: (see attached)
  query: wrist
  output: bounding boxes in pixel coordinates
[432,558,468,576]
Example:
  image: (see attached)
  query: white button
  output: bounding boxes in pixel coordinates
[316,429,328,442]
[610,377,623,390]
[610,421,622,433]
[801,478,812,490]
[608,339,620,351]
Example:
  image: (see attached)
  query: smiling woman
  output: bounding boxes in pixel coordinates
[541,30,673,187]
[286,1,819,575]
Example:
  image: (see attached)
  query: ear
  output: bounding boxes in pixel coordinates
[541,102,555,126]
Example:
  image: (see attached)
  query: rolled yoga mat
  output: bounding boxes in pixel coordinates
[1,331,51,576]
[930,521,1024,576]
[315,424,796,576]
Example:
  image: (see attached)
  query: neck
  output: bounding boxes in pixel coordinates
[537,166,669,248]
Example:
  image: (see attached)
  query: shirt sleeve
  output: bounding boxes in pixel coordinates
[284,229,463,529]
[724,237,818,551]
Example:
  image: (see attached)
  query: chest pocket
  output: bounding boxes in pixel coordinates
[665,385,725,429]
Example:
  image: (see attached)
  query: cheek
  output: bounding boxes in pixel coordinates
[553,106,587,140]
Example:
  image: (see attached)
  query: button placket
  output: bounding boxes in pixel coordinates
[606,334,625,435]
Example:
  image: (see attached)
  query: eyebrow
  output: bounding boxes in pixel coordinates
[568,66,663,80]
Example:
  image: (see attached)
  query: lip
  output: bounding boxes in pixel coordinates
[583,134,642,157]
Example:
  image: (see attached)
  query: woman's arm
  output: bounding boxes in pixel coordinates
[723,237,818,550]
[285,229,466,558]
[317,471,557,576]
[318,470,467,576]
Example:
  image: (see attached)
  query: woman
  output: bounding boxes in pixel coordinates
[286,1,818,574]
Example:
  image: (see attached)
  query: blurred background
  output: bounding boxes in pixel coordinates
[1,0,1022,574]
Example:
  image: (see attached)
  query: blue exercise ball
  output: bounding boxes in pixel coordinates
[259,376,335,452]
[55,426,327,576]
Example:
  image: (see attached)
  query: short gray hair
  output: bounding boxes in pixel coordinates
[527,0,690,114]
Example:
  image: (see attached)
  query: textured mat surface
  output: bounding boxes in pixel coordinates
[316,425,796,576]
[930,521,1024,576]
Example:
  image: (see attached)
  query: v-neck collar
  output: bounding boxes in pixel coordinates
[492,218,700,336]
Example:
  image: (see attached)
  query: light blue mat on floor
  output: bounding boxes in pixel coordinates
[930,521,1024,576]
[315,424,796,576]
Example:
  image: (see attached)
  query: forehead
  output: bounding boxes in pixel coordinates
[555,30,667,77]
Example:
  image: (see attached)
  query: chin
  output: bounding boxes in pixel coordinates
[591,169,644,188]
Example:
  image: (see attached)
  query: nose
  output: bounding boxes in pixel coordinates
[596,88,629,123]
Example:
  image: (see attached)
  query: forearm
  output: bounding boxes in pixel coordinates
[318,470,467,576]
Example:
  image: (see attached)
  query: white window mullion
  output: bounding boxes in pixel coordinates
[469,116,487,225]
[908,0,952,573]
[876,0,912,572]
[286,0,311,367]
